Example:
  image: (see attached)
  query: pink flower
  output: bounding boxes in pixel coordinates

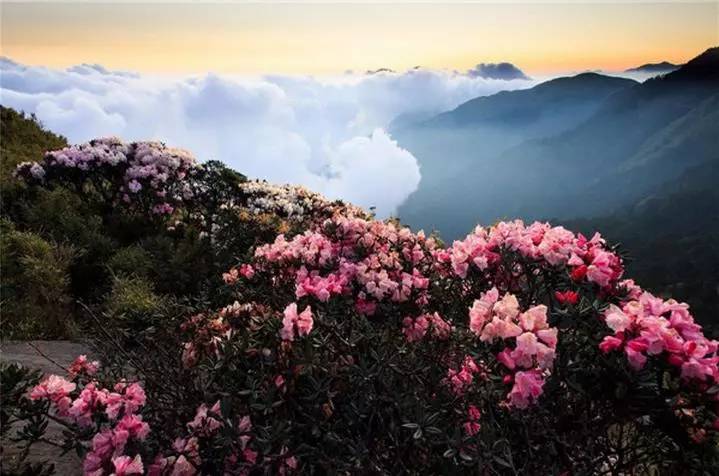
[508,371,545,409]
[518,305,548,332]
[446,356,482,395]
[427,312,451,340]
[223,268,239,285]
[402,315,429,342]
[146,456,169,476]
[90,429,115,462]
[239,264,255,279]
[604,305,631,333]
[494,293,520,321]
[469,287,499,335]
[188,401,223,436]
[243,448,258,465]
[123,383,146,414]
[497,348,516,370]
[599,335,624,354]
[279,448,298,475]
[68,355,100,378]
[355,297,377,315]
[30,375,76,415]
[467,405,481,421]
[625,346,647,370]
[68,383,103,427]
[111,455,144,476]
[480,316,523,342]
[182,342,198,368]
[296,306,314,336]
[280,303,314,341]
[127,180,142,193]
[166,455,197,476]
[238,415,252,433]
[586,250,619,288]
[104,391,124,420]
[536,328,558,348]
[116,414,150,440]
[463,421,481,436]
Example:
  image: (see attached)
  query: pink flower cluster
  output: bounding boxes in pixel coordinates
[30,370,150,476]
[29,357,266,476]
[29,375,76,415]
[469,288,557,408]
[15,138,197,215]
[463,405,482,436]
[442,220,623,289]
[253,216,437,314]
[446,356,485,396]
[402,312,451,342]
[84,412,150,476]
[69,354,100,379]
[599,283,719,386]
[280,303,314,341]
[187,400,223,436]
[30,371,146,427]
[150,411,257,476]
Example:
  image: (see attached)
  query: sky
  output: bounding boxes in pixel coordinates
[1,2,717,75]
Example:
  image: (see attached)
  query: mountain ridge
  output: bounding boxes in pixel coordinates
[625,60,681,73]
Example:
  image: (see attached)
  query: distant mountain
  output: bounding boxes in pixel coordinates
[466,62,529,80]
[565,161,719,330]
[366,68,396,75]
[625,61,681,74]
[391,73,637,238]
[394,46,718,236]
[420,73,634,129]
[393,46,718,324]
[492,46,719,218]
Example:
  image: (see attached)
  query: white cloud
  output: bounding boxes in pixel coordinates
[0,58,534,217]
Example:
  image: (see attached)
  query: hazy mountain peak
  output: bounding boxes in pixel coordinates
[365,68,396,75]
[665,46,719,81]
[625,61,681,73]
[466,62,529,80]
[536,72,636,89]
[413,71,635,131]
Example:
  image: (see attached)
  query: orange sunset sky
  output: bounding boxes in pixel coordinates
[1,1,717,75]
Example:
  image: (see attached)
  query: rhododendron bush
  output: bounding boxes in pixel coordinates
[9,138,719,473]
[9,138,366,336]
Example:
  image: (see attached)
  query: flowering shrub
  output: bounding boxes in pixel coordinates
[9,137,719,473]
[22,210,718,474]
[15,138,197,216]
[238,180,368,224]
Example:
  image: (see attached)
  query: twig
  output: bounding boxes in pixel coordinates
[77,301,149,377]
[26,342,70,374]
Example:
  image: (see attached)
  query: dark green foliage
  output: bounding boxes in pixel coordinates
[0,363,55,476]
[0,107,67,216]
[0,106,254,338]
[0,219,77,338]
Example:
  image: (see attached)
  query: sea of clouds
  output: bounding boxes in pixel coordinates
[0,58,535,216]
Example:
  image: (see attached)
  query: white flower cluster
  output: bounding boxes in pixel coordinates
[239,180,367,221]
[16,161,46,180]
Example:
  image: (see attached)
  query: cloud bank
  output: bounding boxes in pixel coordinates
[0,58,534,217]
